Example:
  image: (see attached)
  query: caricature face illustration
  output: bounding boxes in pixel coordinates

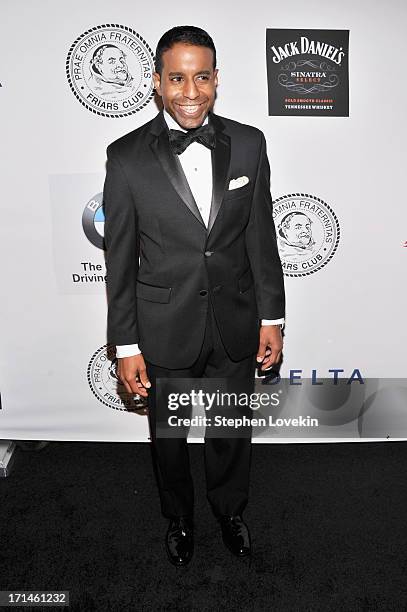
[280,213,312,248]
[91,45,130,83]
[67,25,155,116]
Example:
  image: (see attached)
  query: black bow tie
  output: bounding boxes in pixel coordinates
[169,123,216,155]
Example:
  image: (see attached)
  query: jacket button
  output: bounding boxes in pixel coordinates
[204,251,213,257]
[199,290,208,296]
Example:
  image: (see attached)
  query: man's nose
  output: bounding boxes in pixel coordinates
[182,78,200,100]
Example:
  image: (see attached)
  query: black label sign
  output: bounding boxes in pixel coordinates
[266,29,349,116]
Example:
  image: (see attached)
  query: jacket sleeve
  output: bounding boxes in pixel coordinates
[103,145,140,345]
[245,132,285,319]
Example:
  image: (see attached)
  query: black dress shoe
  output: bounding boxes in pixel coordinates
[219,515,251,557]
[165,516,194,567]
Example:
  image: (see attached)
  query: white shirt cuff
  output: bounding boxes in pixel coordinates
[261,318,285,329]
[116,344,141,358]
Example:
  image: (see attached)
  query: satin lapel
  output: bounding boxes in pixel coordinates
[207,115,231,236]
[149,122,205,228]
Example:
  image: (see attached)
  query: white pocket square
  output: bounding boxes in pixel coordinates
[228,176,249,190]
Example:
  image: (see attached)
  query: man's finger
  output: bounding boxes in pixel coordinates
[256,341,267,362]
[121,371,147,397]
[257,346,272,364]
[261,349,282,370]
[121,379,134,395]
[135,381,148,398]
[261,357,274,370]
[139,368,151,389]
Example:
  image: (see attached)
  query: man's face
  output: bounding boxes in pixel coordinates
[284,214,312,246]
[98,47,128,82]
[153,42,218,129]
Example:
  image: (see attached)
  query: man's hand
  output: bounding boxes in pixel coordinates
[117,354,151,398]
[256,325,283,371]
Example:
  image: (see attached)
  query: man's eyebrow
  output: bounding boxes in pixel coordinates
[168,70,211,76]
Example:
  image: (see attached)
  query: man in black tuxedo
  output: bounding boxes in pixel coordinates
[103,25,285,567]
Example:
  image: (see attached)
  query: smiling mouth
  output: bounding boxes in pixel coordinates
[176,103,205,115]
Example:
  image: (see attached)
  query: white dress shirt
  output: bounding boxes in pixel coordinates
[116,110,284,358]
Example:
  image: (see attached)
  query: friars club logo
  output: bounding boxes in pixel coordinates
[87,345,147,411]
[266,29,349,116]
[273,193,340,276]
[66,24,155,117]
[82,191,105,249]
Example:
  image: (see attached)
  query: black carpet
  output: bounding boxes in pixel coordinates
[1,441,407,611]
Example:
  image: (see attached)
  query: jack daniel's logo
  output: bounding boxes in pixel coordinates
[270,37,345,65]
[266,29,349,116]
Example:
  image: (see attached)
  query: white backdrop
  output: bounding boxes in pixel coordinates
[1,0,406,441]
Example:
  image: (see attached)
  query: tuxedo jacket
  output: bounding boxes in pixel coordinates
[103,109,285,369]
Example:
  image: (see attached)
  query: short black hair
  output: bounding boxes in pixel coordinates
[155,25,216,75]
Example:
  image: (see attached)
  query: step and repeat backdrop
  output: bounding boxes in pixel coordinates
[1,0,406,442]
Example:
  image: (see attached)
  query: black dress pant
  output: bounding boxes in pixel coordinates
[145,298,257,519]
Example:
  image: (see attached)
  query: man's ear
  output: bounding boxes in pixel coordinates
[214,68,219,88]
[152,72,161,95]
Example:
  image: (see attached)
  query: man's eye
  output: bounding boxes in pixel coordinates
[197,75,209,80]
[170,77,182,82]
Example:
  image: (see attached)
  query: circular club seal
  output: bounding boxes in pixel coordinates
[82,192,104,250]
[273,193,340,277]
[87,344,147,411]
[66,24,155,117]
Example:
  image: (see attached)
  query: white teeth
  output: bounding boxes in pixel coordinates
[180,105,200,114]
